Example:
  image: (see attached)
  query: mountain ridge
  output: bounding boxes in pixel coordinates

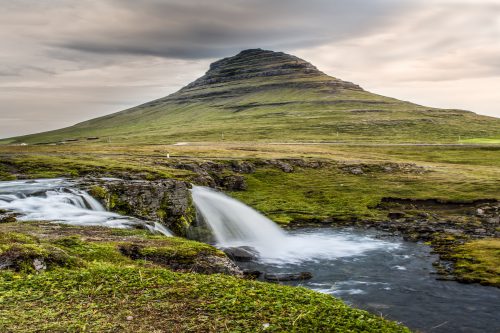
[5,48,499,144]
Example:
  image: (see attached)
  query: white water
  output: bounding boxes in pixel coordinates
[191,186,398,264]
[0,179,172,236]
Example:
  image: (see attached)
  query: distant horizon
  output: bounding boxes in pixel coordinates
[1,0,499,138]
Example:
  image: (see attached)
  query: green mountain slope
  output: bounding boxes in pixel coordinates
[9,49,500,144]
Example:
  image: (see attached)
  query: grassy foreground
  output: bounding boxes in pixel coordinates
[0,222,409,332]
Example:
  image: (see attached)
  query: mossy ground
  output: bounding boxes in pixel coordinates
[451,238,500,286]
[0,222,409,332]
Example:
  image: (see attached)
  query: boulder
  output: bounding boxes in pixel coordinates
[230,161,255,174]
[274,161,294,173]
[348,167,364,175]
[219,175,247,191]
[221,246,259,262]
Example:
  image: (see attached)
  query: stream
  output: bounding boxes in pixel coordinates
[237,228,500,333]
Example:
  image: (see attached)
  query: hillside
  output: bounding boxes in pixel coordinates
[7,48,500,144]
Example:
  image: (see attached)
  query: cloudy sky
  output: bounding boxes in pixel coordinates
[1,0,499,138]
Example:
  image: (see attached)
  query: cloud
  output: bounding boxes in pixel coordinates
[50,0,412,60]
[0,0,499,138]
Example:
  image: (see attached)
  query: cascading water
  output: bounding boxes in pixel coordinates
[0,179,172,236]
[191,186,397,264]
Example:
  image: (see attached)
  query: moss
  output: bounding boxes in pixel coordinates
[119,236,224,265]
[0,265,410,332]
[161,194,197,237]
[451,238,500,286]
[156,208,166,220]
[88,185,108,201]
[0,233,81,273]
[109,193,133,215]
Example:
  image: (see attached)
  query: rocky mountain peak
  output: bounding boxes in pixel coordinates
[183,48,328,90]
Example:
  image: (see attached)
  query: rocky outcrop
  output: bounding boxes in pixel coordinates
[181,49,362,92]
[82,178,196,236]
[118,243,242,276]
[0,210,17,223]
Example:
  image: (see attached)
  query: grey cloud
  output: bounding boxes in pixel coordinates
[53,0,413,60]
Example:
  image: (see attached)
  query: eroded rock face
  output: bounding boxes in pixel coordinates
[82,178,196,236]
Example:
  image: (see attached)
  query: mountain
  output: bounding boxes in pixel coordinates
[8,48,500,144]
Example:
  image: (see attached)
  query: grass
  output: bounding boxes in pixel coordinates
[230,161,499,223]
[0,222,410,332]
[451,238,500,286]
[0,152,192,181]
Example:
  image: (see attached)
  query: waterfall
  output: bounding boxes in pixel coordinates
[0,179,172,236]
[191,185,397,264]
[191,186,287,247]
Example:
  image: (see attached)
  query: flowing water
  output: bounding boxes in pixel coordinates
[191,186,500,333]
[0,179,172,235]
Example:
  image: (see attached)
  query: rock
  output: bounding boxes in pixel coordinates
[243,270,262,279]
[220,175,247,191]
[485,217,499,224]
[222,246,259,262]
[417,212,430,219]
[33,258,46,272]
[119,243,243,276]
[443,228,463,236]
[192,255,243,276]
[80,178,195,236]
[192,174,217,188]
[0,211,17,223]
[473,228,486,235]
[388,211,406,219]
[264,272,313,281]
[476,208,485,216]
[275,161,294,173]
[230,161,255,174]
[382,166,394,173]
[348,167,364,175]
